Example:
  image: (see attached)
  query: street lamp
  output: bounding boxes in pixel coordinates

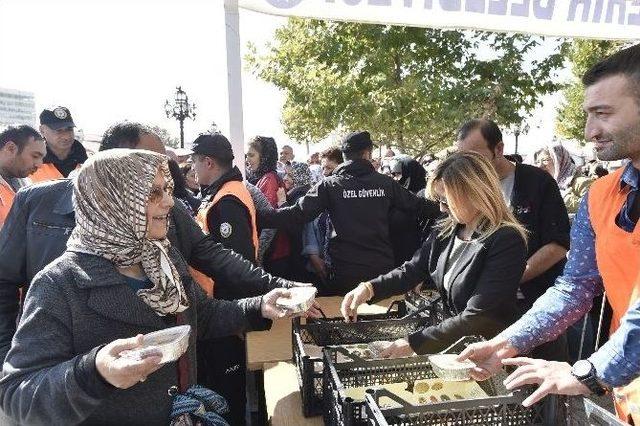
[164,86,196,148]
[514,128,521,155]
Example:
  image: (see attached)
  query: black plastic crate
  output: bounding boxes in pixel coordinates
[323,336,562,426]
[364,387,563,426]
[293,300,436,417]
[405,290,445,323]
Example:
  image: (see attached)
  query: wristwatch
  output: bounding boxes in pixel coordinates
[571,360,607,396]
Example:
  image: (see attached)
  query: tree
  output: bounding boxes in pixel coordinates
[246,20,567,156]
[149,125,180,149]
[555,40,623,143]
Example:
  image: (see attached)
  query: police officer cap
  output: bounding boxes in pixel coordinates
[190,133,234,162]
[341,131,375,153]
[40,106,75,130]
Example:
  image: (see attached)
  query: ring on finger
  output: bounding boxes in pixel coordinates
[139,376,147,383]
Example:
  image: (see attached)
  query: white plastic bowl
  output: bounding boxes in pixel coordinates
[120,325,191,364]
[276,287,317,314]
[428,354,475,381]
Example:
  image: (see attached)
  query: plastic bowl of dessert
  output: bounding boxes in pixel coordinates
[428,354,476,381]
[119,325,191,364]
[275,287,317,314]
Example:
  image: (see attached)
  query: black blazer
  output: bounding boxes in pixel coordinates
[370,225,527,354]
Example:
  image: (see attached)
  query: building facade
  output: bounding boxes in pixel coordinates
[0,88,36,128]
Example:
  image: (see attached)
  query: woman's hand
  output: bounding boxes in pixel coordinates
[379,338,415,358]
[95,334,163,389]
[340,283,373,322]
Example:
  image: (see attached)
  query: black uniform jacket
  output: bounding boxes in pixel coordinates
[370,225,527,354]
[260,159,440,284]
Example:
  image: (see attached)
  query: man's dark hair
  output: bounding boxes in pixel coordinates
[0,125,42,152]
[100,122,155,151]
[457,119,503,151]
[582,44,640,99]
[320,146,343,165]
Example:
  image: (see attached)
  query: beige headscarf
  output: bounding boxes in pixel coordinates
[67,149,189,316]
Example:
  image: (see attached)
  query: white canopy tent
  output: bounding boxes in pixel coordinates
[223,0,640,165]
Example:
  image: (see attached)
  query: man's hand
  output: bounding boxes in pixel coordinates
[502,358,590,407]
[340,283,372,322]
[456,338,518,381]
[379,338,415,358]
[96,335,163,389]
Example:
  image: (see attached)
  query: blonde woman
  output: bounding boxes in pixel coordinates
[341,151,528,357]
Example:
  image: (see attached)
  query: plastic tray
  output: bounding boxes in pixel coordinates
[364,386,563,426]
[322,336,563,426]
[292,300,435,417]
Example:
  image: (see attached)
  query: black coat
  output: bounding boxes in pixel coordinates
[260,159,440,290]
[370,225,527,354]
[0,249,269,425]
[0,179,287,361]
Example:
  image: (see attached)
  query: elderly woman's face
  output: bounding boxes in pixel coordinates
[146,170,174,240]
[535,150,554,176]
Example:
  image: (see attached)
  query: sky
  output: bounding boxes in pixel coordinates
[0,0,573,159]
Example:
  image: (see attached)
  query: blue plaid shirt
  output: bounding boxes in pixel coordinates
[500,163,640,388]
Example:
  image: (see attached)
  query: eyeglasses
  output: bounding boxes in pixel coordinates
[149,185,173,203]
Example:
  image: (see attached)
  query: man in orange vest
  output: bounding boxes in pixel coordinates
[458,44,640,424]
[190,132,260,426]
[0,126,46,228]
[30,106,87,183]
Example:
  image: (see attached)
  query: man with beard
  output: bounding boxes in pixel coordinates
[458,44,640,424]
[0,126,46,227]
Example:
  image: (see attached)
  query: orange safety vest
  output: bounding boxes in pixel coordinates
[0,181,16,228]
[29,163,64,183]
[588,167,640,424]
[189,180,259,297]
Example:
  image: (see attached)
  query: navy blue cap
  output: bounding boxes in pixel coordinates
[40,106,75,130]
[190,133,234,162]
[341,131,375,153]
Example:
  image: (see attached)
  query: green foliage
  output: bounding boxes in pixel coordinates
[247,20,567,156]
[149,125,180,149]
[555,40,623,142]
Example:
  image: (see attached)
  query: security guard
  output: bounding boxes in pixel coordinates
[189,133,258,426]
[31,106,87,182]
[261,131,440,295]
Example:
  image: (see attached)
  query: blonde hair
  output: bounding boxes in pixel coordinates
[426,151,527,245]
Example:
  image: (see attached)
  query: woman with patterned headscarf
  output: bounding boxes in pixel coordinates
[0,149,297,425]
[534,144,594,214]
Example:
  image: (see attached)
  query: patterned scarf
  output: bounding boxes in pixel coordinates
[549,144,577,191]
[289,162,312,187]
[67,149,189,316]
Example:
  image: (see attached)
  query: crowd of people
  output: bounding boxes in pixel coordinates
[0,43,638,425]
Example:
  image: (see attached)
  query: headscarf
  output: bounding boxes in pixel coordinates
[547,145,577,191]
[67,149,189,316]
[389,155,427,194]
[246,136,279,184]
[289,162,312,188]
